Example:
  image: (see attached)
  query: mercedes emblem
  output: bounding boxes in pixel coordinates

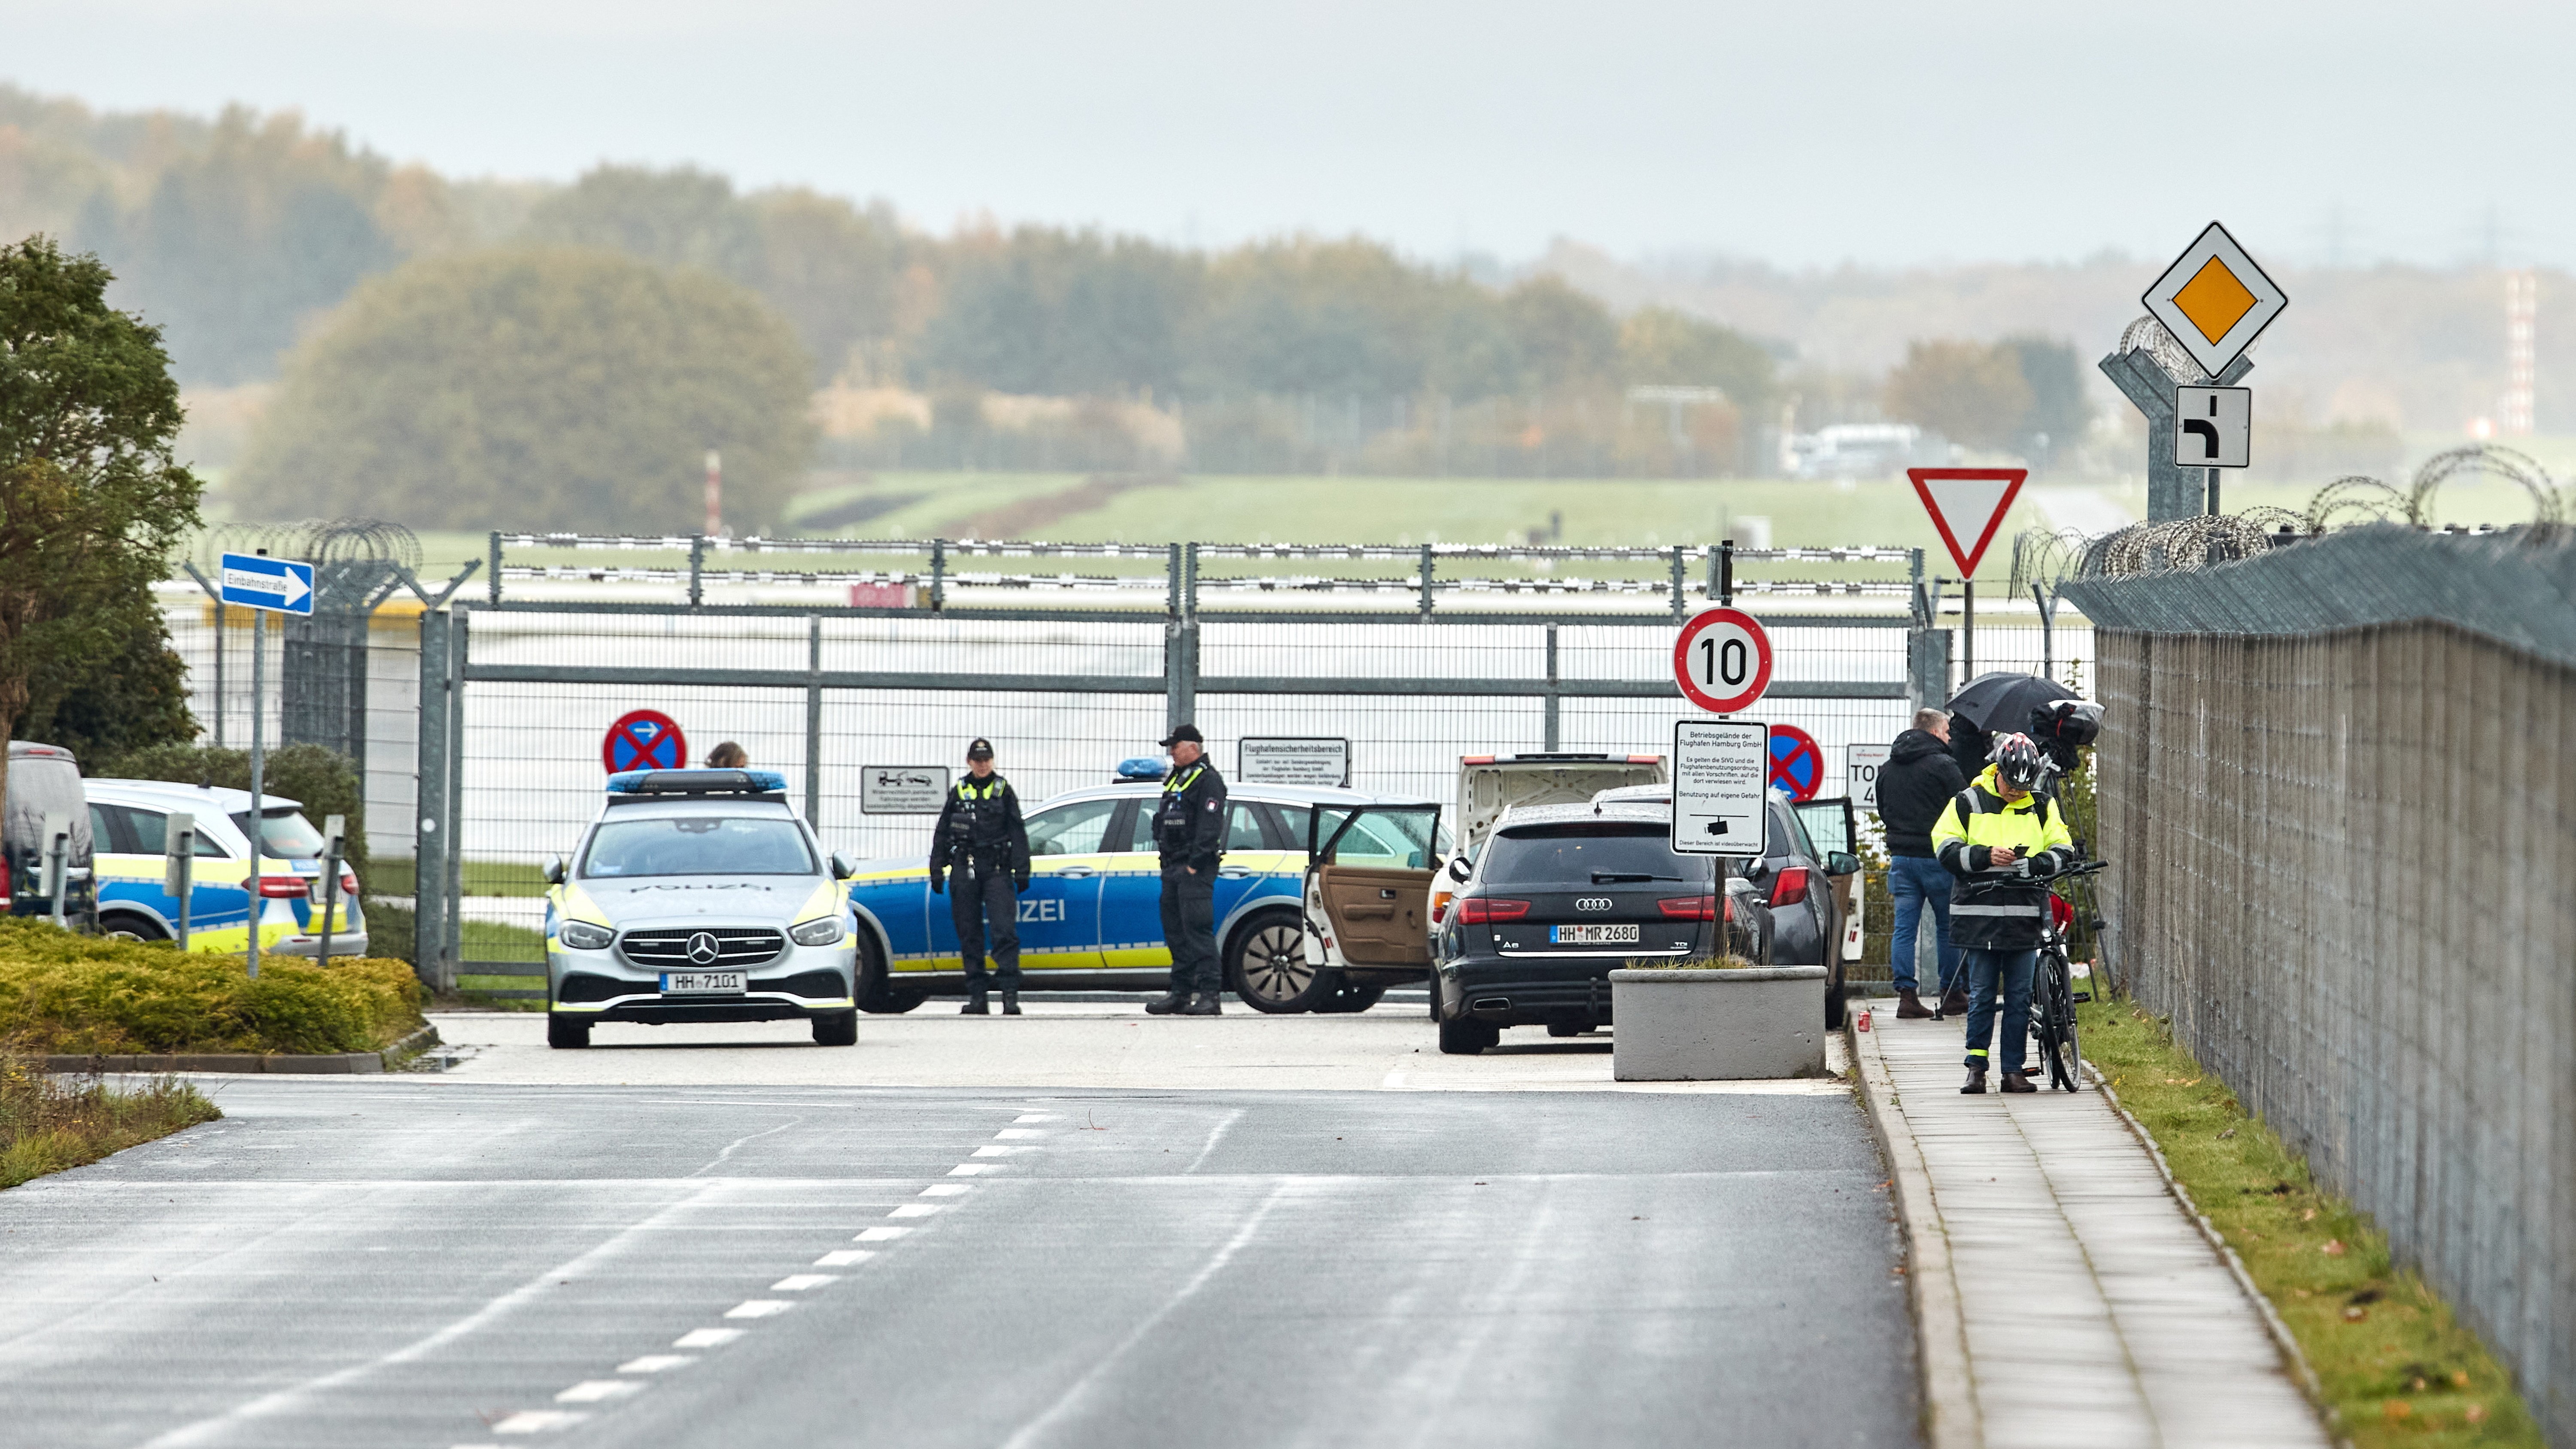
[685,931,721,965]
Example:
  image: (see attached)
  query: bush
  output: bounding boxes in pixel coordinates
[0,918,422,1055]
[100,741,367,880]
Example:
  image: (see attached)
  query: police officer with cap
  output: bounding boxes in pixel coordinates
[930,738,1030,1015]
[1144,724,1227,1016]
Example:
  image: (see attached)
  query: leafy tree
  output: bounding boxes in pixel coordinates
[1882,339,2035,451]
[917,226,1198,397]
[1996,334,2092,455]
[229,248,815,532]
[0,237,202,825]
[17,608,194,766]
[519,165,759,281]
[748,189,908,383]
[1500,277,1620,391]
[1617,306,1774,406]
[1183,238,1440,398]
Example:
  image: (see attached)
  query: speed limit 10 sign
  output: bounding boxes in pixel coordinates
[1672,607,1774,714]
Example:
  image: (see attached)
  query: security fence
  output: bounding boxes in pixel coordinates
[380,533,2093,997]
[2065,524,2576,1446]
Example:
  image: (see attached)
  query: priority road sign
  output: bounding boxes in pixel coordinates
[1907,468,2027,577]
[1846,743,1890,811]
[1673,607,1773,714]
[2143,221,2287,380]
[1670,719,1768,857]
[218,552,315,616]
[603,709,688,774]
[1767,724,1825,802]
[2174,385,2251,469]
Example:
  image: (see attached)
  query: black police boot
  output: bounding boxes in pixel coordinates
[1001,992,1021,1016]
[1181,992,1222,1016]
[961,991,990,1015]
[1961,1065,1987,1094]
[1144,989,1189,1015]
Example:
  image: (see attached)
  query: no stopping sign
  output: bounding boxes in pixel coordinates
[1673,607,1774,714]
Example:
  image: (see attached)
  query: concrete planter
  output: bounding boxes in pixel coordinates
[1608,966,1829,1081]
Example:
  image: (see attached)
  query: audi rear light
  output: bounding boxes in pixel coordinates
[0,858,11,898]
[1455,898,1529,923]
[256,875,308,898]
[1657,897,1717,920]
[1725,896,1734,922]
[1769,867,1809,906]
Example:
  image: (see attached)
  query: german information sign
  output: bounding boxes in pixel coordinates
[1670,719,1768,857]
[1239,738,1351,787]
[602,709,687,774]
[218,552,315,617]
[862,766,951,814]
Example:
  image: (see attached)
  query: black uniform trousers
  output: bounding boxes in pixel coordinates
[950,869,1022,990]
[1159,863,1220,995]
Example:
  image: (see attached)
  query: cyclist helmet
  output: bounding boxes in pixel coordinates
[1989,732,2051,790]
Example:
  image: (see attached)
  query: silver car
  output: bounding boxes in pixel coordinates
[541,770,859,1049]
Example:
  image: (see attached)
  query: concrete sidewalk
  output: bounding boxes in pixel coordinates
[1855,1011,2330,1449]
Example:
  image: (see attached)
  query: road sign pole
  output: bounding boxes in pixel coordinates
[1962,579,1974,680]
[249,606,264,980]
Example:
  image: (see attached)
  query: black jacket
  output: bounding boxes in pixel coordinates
[1151,759,1228,872]
[930,774,1029,882]
[1877,729,1968,858]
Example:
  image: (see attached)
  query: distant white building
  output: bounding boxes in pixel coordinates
[1781,423,1956,480]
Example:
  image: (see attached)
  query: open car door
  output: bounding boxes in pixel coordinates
[1301,804,1442,974]
[1795,796,1865,963]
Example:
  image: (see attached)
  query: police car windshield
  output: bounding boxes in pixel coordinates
[580,817,816,878]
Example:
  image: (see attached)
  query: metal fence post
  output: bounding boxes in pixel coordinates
[930,539,948,611]
[1719,539,1734,606]
[1417,544,1435,617]
[1165,617,1199,731]
[687,535,706,608]
[804,615,823,828]
[445,609,467,969]
[1165,543,1182,617]
[487,531,502,605]
[1543,622,1561,750]
[1668,546,1687,618]
[1185,542,1199,617]
[414,608,451,993]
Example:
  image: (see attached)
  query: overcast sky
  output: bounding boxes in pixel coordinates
[8,0,2574,270]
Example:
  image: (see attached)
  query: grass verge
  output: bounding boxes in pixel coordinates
[2,1057,220,1189]
[2079,996,2540,1446]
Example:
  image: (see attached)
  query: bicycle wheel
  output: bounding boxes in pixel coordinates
[2041,952,2081,1091]
[2030,961,2066,1088]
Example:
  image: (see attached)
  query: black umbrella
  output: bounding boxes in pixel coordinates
[1944,671,2079,735]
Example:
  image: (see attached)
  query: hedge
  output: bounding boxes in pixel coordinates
[0,918,423,1055]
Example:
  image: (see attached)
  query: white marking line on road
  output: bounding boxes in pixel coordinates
[770,1274,840,1292]
[814,1249,876,1267]
[724,1300,793,1319]
[997,1183,1293,1449]
[492,1410,590,1434]
[555,1380,642,1403]
[948,1164,999,1176]
[137,1179,732,1449]
[972,1145,1038,1157]
[887,1203,943,1218]
[855,1226,911,1241]
[1013,1113,1062,1122]
[993,1128,1048,1139]
[685,1118,803,1178]
[617,1355,696,1373]
[920,1183,971,1196]
[672,1327,743,1349]
[1184,1107,1246,1175]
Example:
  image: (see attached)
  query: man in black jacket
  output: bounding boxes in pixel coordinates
[1877,708,1968,1018]
[1144,725,1228,1017]
[930,738,1031,1015]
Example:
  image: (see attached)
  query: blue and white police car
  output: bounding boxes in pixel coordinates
[844,761,1444,1014]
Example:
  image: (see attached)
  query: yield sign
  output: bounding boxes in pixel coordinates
[1907,468,2027,577]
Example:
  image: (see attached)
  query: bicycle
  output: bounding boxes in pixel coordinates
[2029,858,2107,1092]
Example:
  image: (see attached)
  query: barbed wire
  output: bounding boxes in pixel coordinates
[204,518,422,570]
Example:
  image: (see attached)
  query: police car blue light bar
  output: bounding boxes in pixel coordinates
[1115,756,1169,781]
[606,769,791,795]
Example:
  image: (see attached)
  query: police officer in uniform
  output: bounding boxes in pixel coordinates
[930,738,1031,1015]
[1143,725,1227,1016]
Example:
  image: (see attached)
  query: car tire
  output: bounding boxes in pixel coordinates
[1225,909,1334,1014]
[1313,982,1386,1014]
[1824,961,1848,1030]
[854,931,928,1014]
[547,1015,591,1050]
[1438,1016,1500,1056]
[101,912,167,944]
[812,1010,859,1046]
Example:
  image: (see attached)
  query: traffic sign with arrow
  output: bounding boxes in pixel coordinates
[1905,468,2027,577]
[218,552,316,617]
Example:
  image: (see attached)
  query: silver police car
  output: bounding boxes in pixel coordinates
[541,769,859,1049]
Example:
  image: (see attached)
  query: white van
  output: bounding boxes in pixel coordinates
[1430,752,1668,933]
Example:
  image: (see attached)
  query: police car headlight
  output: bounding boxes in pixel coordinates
[558,920,614,951]
[790,918,845,947]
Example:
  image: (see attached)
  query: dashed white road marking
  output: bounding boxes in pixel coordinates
[888,1203,943,1218]
[672,1327,743,1349]
[814,1249,875,1267]
[1184,1108,1246,1175]
[1012,1114,1062,1123]
[492,1409,590,1433]
[769,1274,839,1292]
[617,1355,695,1374]
[554,1381,641,1404]
[949,1164,1000,1176]
[855,1226,911,1242]
[972,1145,1038,1157]
[920,1184,970,1197]
[723,1300,793,1319]
[994,1128,1048,1139]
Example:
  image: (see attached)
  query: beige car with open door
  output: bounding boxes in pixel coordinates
[1300,802,1444,1001]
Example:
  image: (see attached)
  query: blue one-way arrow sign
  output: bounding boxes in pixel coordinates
[219,552,315,616]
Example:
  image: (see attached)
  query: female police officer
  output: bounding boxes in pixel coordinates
[930,738,1031,1015]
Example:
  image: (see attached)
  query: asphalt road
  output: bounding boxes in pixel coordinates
[0,1079,1915,1449]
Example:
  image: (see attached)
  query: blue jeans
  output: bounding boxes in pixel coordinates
[1962,948,2038,1072]
[1886,855,1959,995]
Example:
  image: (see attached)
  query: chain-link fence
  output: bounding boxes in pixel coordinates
[2066,524,2576,1446]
